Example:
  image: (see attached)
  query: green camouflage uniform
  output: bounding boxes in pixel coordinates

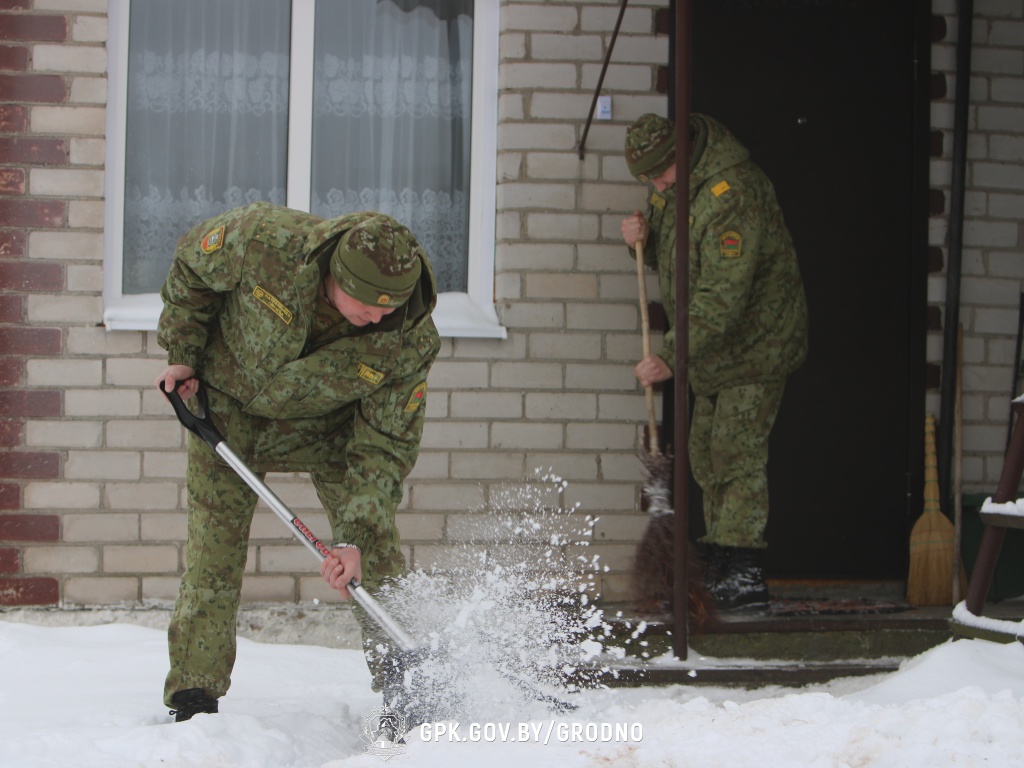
[631,114,808,549]
[157,202,439,706]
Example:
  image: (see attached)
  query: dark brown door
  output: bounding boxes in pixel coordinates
[668,0,929,579]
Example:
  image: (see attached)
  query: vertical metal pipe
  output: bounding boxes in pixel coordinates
[937,0,974,513]
[964,398,1024,614]
[672,0,692,661]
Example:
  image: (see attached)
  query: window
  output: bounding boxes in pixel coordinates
[104,0,503,338]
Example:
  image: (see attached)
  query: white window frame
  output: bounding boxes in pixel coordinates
[103,0,505,339]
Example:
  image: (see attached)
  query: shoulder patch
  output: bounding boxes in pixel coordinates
[357,362,385,385]
[200,225,225,254]
[404,382,427,413]
[650,192,666,210]
[711,180,731,198]
[719,231,742,258]
[252,286,294,324]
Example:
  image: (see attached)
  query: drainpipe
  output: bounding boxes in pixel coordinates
[937,0,973,516]
[671,0,692,661]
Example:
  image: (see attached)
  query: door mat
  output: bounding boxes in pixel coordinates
[769,598,913,616]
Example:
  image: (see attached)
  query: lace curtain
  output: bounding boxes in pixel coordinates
[121,0,473,296]
[310,0,473,292]
[122,0,290,294]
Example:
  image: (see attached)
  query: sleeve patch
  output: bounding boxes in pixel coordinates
[200,225,225,254]
[405,381,427,413]
[711,180,731,197]
[720,231,743,257]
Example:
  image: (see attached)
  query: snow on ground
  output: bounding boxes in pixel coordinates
[1,612,1023,768]
[5,476,1021,767]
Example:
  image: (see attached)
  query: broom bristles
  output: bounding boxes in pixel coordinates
[907,511,958,606]
[639,450,673,517]
[631,515,715,629]
[907,414,966,606]
[632,446,715,629]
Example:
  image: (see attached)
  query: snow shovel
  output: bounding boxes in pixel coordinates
[160,380,417,653]
[163,381,576,714]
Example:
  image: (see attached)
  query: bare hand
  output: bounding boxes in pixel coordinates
[621,210,649,249]
[155,365,198,399]
[320,546,362,600]
[634,355,672,388]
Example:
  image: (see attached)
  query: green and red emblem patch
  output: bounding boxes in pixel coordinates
[405,382,427,413]
[720,231,742,258]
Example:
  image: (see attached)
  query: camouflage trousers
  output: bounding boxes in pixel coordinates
[163,388,405,707]
[690,380,786,550]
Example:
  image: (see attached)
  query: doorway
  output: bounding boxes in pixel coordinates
[664,0,930,579]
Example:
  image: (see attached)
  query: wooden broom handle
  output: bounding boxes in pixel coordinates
[636,241,659,456]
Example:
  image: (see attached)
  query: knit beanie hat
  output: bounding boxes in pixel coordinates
[330,213,422,308]
[624,113,676,182]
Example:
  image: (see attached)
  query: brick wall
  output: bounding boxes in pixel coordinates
[0,0,75,605]
[484,0,670,602]
[2,0,1021,610]
[0,0,670,608]
[928,0,1024,491]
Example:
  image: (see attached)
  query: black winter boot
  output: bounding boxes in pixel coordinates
[696,542,730,593]
[709,547,770,612]
[169,688,219,722]
[378,650,434,729]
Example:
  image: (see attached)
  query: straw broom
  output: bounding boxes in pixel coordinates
[907,413,966,606]
[629,242,712,627]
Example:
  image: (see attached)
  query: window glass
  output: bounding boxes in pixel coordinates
[311,0,473,293]
[105,0,502,336]
[122,0,290,294]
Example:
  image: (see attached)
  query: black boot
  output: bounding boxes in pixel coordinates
[696,542,730,593]
[378,650,434,729]
[169,688,219,722]
[709,547,770,611]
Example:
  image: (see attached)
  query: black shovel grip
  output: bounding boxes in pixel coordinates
[160,379,224,450]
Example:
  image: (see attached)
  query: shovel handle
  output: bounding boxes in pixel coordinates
[160,379,225,451]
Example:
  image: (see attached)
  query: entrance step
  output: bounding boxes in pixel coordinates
[591,582,1024,688]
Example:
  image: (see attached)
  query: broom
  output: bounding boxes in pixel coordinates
[907,413,966,606]
[632,241,673,519]
[629,242,712,627]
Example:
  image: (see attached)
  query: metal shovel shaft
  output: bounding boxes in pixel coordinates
[213,442,418,653]
[162,381,417,653]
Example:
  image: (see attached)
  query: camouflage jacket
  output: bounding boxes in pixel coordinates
[639,113,809,395]
[158,202,440,554]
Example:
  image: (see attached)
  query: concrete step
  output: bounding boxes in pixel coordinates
[590,581,1024,688]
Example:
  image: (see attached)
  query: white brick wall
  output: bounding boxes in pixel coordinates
[931,0,1024,490]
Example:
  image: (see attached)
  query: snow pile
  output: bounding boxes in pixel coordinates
[980,496,1024,517]
[368,471,617,721]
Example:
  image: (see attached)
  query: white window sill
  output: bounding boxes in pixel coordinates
[102,291,506,339]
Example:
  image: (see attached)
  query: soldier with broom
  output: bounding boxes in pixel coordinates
[621,113,809,611]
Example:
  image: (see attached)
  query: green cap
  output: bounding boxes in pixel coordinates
[330,213,422,308]
[624,113,676,182]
